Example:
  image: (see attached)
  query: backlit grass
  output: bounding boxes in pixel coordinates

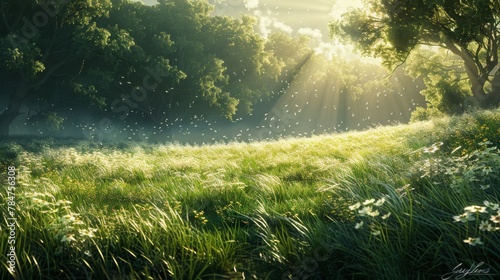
[1,108,500,279]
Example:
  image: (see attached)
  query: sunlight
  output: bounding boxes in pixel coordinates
[260,55,347,138]
[244,0,259,10]
[258,53,424,140]
[329,0,363,20]
[4,1,500,278]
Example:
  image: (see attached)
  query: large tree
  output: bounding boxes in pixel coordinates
[0,0,282,137]
[0,0,129,136]
[330,0,500,108]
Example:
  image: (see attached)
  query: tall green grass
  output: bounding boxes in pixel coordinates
[1,108,500,279]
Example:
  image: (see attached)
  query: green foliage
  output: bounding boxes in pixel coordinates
[0,35,45,79]
[417,140,500,192]
[331,0,500,107]
[0,0,293,135]
[406,49,476,117]
[410,106,444,122]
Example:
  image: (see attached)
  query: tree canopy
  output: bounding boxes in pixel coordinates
[0,0,426,139]
[330,0,500,108]
[0,0,284,137]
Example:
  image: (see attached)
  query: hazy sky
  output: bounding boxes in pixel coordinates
[137,0,364,59]
[209,0,361,36]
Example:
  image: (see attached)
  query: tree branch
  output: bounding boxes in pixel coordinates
[40,20,61,63]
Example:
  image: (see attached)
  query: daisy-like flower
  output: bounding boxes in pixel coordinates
[61,234,76,243]
[382,213,391,220]
[484,201,499,211]
[479,220,490,231]
[367,209,380,217]
[464,205,487,213]
[463,237,483,246]
[485,222,498,232]
[490,214,500,224]
[453,212,476,222]
[59,214,76,224]
[363,199,375,206]
[423,142,443,153]
[355,221,364,229]
[374,198,385,207]
[79,228,97,238]
[349,202,361,211]
[358,206,372,217]
[371,230,381,236]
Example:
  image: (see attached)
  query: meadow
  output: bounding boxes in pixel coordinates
[1,109,500,279]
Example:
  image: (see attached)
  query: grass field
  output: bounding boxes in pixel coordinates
[1,109,500,279]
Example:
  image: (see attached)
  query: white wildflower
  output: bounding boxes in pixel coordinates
[349,202,361,211]
[363,199,375,206]
[490,214,500,224]
[463,237,483,246]
[355,221,364,229]
[367,209,380,217]
[464,205,487,213]
[358,206,372,217]
[479,220,490,231]
[484,201,499,211]
[374,198,385,207]
[61,234,76,243]
[453,212,475,222]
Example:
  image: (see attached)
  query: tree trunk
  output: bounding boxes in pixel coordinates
[462,61,500,108]
[445,43,500,108]
[489,73,500,106]
[0,84,28,137]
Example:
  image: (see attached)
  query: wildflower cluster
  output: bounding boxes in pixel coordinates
[419,141,500,191]
[451,123,498,153]
[193,210,208,225]
[453,200,500,246]
[24,192,97,252]
[215,200,243,223]
[349,197,391,236]
[423,142,444,154]
[418,142,445,178]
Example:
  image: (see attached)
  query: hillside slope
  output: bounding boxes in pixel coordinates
[1,109,500,279]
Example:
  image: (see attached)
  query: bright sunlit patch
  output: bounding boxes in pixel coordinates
[329,0,363,20]
[244,0,259,10]
[254,9,294,37]
[259,53,348,138]
[298,27,323,40]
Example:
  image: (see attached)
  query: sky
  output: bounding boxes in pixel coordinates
[138,0,364,59]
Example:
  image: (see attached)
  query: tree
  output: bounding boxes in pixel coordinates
[330,0,500,108]
[0,0,126,136]
[201,15,282,116]
[0,0,282,137]
[117,0,281,122]
[405,48,473,116]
